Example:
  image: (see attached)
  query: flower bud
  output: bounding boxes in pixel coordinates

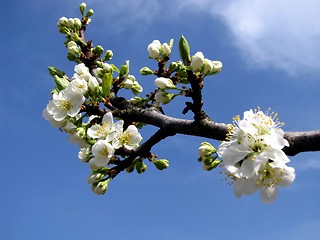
[87,173,103,184]
[131,81,143,95]
[73,18,82,30]
[202,159,222,171]
[139,67,154,75]
[92,45,104,56]
[80,3,86,15]
[103,50,113,61]
[147,40,161,59]
[102,63,113,73]
[154,90,175,104]
[120,63,129,77]
[154,159,169,170]
[202,58,214,75]
[198,142,216,158]
[57,17,68,27]
[190,52,204,72]
[161,43,171,56]
[92,179,110,195]
[130,96,145,107]
[67,41,80,55]
[211,61,223,74]
[168,62,179,72]
[86,9,94,17]
[154,77,176,89]
[136,161,147,174]
[88,76,99,91]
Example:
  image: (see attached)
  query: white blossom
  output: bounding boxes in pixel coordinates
[46,88,85,121]
[69,78,88,94]
[112,121,142,150]
[89,139,115,169]
[87,112,115,141]
[218,108,295,203]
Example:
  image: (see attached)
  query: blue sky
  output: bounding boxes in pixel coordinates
[2,0,320,239]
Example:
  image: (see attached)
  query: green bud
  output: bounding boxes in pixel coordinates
[179,35,191,65]
[202,155,218,165]
[168,62,178,73]
[92,179,110,195]
[86,9,94,17]
[80,3,87,15]
[198,142,216,159]
[202,160,222,171]
[136,161,147,174]
[54,75,69,90]
[139,67,154,75]
[92,45,104,56]
[67,52,79,61]
[87,173,103,184]
[73,18,82,30]
[48,66,65,78]
[120,61,130,77]
[131,81,143,95]
[103,50,113,61]
[130,96,145,107]
[154,159,169,170]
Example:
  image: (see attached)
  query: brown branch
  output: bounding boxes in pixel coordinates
[112,107,320,156]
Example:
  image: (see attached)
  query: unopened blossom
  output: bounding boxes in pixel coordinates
[198,142,216,159]
[190,52,204,72]
[123,75,136,89]
[154,90,175,104]
[147,40,161,59]
[87,112,115,141]
[67,41,80,55]
[46,88,85,121]
[112,121,142,150]
[88,75,99,91]
[78,148,91,162]
[161,43,171,55]
[154,77,176,89]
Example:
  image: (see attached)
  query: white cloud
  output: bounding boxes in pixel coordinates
[204,0,320,76]
[86,0,320,76]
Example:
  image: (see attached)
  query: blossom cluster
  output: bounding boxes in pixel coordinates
[216,108,295,203]
[43,63,143,194]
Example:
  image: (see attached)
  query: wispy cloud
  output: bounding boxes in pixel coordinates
[183,0,320,76]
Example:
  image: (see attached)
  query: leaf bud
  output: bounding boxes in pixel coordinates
[54,75,69,90]
[179,35,191,65]
[48,66,65,78]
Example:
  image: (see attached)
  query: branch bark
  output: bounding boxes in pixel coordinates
[113,107,320,156]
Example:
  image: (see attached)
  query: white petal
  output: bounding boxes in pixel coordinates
[260,186,278,204]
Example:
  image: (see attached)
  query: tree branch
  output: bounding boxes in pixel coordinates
[113,107,320,156]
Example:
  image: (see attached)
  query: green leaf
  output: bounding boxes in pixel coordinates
[179,35,191,65]
[102,73,113,97]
